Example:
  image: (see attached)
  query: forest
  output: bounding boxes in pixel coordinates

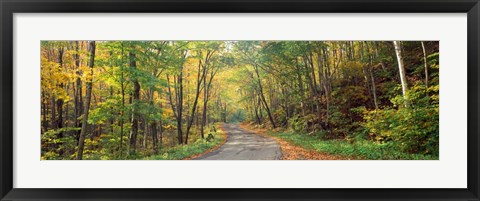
[41,41,439,160]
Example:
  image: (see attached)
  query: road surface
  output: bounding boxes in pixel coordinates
[196,124,282,160]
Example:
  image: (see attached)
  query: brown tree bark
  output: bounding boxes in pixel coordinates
[200,68,208,139]
[167,72,184,145]
[42,95,48,132]
[56,47,65,136]
[56,47,65,156]
[51,96,56,129]
[76,41,96,160]
[185,52,210,144]
[200,65,218,139]
[129,51,140,154]
[176,73,184,144]
[118,42,126,159]
[74,41,83,144]
[254,64,276,128]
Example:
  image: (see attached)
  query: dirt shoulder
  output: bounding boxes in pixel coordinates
[240,123,350,160]
[184,124,228,160]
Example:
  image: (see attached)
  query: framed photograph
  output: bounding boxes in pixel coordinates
[1,0,479,200]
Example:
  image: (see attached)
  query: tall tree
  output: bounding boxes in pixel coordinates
[76,41,96,160]
[74,41,83,144]
[365,42,379,110]
[421,41,429,88]
[129,50,140,153]
[393,41,408,98]
[166,47,187,145]
[200,57,219,138]
[254,64,276,128]
[119,42,127,158]
[185,49,213,144]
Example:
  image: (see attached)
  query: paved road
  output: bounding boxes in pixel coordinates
[196,124,282,160]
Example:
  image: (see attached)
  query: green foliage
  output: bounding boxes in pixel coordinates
[88,98,121,124]
[332,86,369,108]
[227,109,246,123]
[288,114,317,133]
[288,115,306,133]
[146,128,225,160]
[270,131,437,160]
[41,40,440,160]
[363,85,439,155]
[206,133,215,142]
[41,127,81,160]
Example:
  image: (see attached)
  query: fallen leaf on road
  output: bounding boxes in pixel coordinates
[240,123,350,160]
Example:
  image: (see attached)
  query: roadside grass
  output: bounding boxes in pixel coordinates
[269,131,438,160]
[145,124,226,160]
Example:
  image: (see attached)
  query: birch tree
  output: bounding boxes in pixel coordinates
[393,41,408,98]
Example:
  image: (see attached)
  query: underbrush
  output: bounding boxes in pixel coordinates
[146,125,225,160]
[270,131,438,160]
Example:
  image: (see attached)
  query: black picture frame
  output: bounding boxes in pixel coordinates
[1,0,479,200]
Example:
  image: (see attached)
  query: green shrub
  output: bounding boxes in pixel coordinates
[270,130,437,160]
[146,125,225,160]
[288,115,306,133]
[363,85,439,155]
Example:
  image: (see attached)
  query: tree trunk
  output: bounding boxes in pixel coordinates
[321,47,331,124]
[151,122,158,153]
[110,86,114,134]
[119,43,126,159]
[253,91,261,124]
[393,41,408,98]
[74,41,83,145]
[201,67,217,139]
[254,64,276,128]
[42,96,48,132]
[316,49,324,121]
[166,74,183,145]
[366,42,379,110]
[166,75,178,118]
[129,51,140,154]
[369,67,379,110]
[176,72,184,145]
[223,102,227,122]
[421,41,429,88]
[56,48,65,144]
[295,59,306,116]
[185,60,206,144]
[76,41,96,160]
[200,69,208,139]
[159,110,163,149]
[51,96,56,129]
[142,116,147,150]
[173,71,186,145]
